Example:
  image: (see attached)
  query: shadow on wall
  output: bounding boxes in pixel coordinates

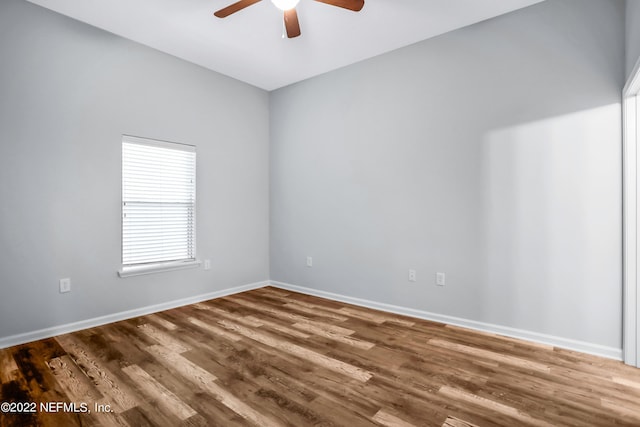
[480,103,622,346]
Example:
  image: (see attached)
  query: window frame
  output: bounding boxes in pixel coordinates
[118,135,199,278]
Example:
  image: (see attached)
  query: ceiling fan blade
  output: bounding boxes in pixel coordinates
[214,0,262,18]
[284,9,301,38]
[313,0,364,12]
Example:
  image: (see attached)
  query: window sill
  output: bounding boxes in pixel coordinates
[118,260,201,278]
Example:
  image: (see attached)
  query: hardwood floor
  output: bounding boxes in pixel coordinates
[1,286,640,426]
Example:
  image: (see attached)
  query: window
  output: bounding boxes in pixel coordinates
[119,135,198,277]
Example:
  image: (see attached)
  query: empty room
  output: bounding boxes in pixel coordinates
[2,0,640,425]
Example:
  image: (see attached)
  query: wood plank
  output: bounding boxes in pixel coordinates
[43,364,131,427]
[238,316,265,328]
[249,317,311,339]
[612,376,640,390]
[193,303,305,338]
[198,380,283,427]
[0,351,19,383]
[444,324,555,351]
[137,324,190,353]
[46,355,103,402]
[372,409,416,427]
[439,386,554,427]
[255,287,291,297]
[0,350,42,427]
[601,399,640,423]
[442,416,480,427]
[292,322,375,350]
[144,345,217,385]
[339,306,416,327]
[56,335,138,413]
[121,364,196,421]
[187,317,242,342]
[147,314,178,331]
[283,302,350,322]
[149,337,287,426]
[217,319,373,382]
[429,338,551,373]
[8,341,84,427]
[227,296,356,335]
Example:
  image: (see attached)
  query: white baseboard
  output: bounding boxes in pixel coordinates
[0,280,269,350]
[269,281,623,361]
[2,278,623,361]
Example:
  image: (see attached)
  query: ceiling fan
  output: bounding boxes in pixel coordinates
[213,0,365,39]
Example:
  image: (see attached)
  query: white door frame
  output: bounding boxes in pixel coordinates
[623,59,640,367]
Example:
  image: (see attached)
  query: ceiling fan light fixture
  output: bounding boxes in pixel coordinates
[214,0,364,38]
[271,0,300,11]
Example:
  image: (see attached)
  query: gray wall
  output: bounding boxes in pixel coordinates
[0,0,270,338]
[270,0,624,348]
[0,0,626,352]
[626,0,640,79]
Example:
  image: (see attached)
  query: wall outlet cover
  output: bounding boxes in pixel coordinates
[59,278,71,293]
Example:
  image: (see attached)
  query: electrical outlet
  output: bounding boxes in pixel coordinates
[306,256,313,267]
[59,278,71,293]
[436,272,446,286]
[204,259,211,270]
[408,269,416,282]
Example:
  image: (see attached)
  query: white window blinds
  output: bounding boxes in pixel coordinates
[122,135,196,267]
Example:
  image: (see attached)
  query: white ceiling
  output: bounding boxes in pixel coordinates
[26,0,544,91]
